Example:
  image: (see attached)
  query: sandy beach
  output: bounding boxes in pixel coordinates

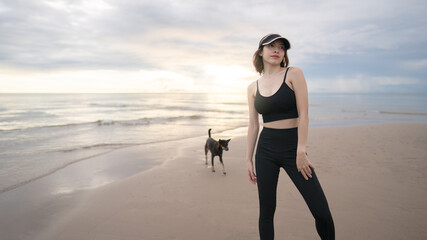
[1,123,427,240]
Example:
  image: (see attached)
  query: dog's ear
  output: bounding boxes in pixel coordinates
[227,139,231,142]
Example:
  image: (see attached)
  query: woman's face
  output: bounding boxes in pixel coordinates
[259,39,285,65]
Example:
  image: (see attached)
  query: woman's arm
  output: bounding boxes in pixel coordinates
[292,66,314,180]
[246,81,259,184]
[292,66,309,153]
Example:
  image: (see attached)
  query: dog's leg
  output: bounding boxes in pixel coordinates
[204,143,208,166]
[211,155,215,172]
[219,155,226,175]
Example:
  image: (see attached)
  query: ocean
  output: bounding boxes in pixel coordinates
[0,92,426,193]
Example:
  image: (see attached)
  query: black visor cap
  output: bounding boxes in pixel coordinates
[258,34,291,50]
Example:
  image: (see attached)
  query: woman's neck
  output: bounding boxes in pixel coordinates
[263,64,283,78]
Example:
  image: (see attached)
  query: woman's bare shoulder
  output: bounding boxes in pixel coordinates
[288,66,305,82]
[288,65,303,74]
[247,80,259,97]
[247,80,257,88]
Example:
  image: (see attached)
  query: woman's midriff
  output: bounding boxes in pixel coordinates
[263,117,299,129]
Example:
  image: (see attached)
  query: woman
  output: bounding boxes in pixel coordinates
[246,33,335,240]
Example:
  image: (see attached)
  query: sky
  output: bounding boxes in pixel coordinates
[0,0,426,93]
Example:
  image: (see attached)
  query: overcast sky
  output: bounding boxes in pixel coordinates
[0,0,426,93]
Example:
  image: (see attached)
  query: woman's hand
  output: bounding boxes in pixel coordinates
[296,151,315,180]
[247,160,257,184]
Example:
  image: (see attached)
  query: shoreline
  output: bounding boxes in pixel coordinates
[1,123,426,239]
[5,120,368,194]
[0,125,248,194]
[2,120,423,194]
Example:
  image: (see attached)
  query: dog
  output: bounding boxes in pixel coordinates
[204,128,231,175]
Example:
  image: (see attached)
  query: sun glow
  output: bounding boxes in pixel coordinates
[0,66,256,93]
[203,64,256,92]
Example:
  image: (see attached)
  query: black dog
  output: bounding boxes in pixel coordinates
[204,129,231,175]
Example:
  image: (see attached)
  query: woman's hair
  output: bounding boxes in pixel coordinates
[252,44,290,75]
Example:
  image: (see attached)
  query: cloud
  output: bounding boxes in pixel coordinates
[0,0,426,92]
[308,74,421,93]
[2,0,424,69]
[0,68,197,93]
[402,59,427,70]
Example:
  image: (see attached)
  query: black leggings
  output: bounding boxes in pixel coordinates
[255,127,335,240]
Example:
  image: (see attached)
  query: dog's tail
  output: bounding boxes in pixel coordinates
[208,128,212,138]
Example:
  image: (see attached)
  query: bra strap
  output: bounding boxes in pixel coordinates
[284,67,290,81]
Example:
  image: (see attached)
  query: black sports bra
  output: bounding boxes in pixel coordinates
[254,67,299,123]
